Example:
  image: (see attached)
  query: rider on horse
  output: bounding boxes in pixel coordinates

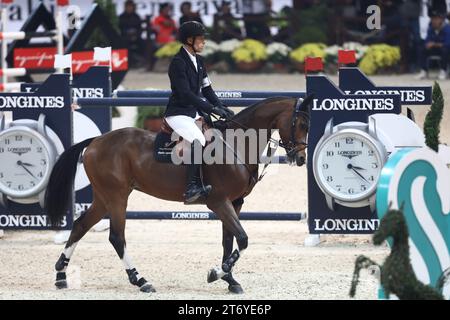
[164,21,235,204]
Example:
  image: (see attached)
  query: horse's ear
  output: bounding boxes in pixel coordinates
[299,94,314,115]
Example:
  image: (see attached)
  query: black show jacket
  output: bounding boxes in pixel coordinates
[165,47,221,118]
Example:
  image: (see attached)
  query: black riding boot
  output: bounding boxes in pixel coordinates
[184,141,212,204]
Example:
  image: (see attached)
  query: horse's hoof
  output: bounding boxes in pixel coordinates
[228,284,244,294]
[55,280,67,289]
[207,268,220,283]
[140,283,156,293]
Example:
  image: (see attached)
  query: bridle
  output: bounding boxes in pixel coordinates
[278,98,310,159]
[217,97,311,160]
[210,97,311,183]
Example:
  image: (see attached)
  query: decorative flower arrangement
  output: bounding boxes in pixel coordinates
[324,42,369,64]
[154,41,182,59]
[231,39,267,64]
[218,39,242,53]
[202,40,220,58]
[290,43,327,64]
[358,44,401,75]
[266,42,292,64]
[201,40,220,64]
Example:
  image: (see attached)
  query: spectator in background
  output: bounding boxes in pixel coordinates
[427,0,447,16]
[242,0,271,42]
[153,2,177,46]
[212,1,243,42]
[179,1,204,26]
[119,0,145,68]
[332,0,378,44]
[416,10,450,80]
[399,0,422,72]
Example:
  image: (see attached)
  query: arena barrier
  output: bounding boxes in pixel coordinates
[126,211,306,221]
[72,64,427,230]
[0,53,433,231]
[115,90,306,100]
[0,1,66,92]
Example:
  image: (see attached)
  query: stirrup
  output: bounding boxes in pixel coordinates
[184,185,212,204]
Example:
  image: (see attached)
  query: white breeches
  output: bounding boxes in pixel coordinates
[165,113,206,146]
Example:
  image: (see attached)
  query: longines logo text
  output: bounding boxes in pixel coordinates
[172,212,210,219]
[9,147,31,156]
[338,151,363,159]
[344,89,425,103]
[72,88,104,98]
[314,218,379,231]
[312,98,395,111]
[216,91,242,98]
[0,214,67,227]
[0,96,65,109]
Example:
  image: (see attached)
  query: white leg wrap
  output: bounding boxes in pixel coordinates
[63,241,78,260]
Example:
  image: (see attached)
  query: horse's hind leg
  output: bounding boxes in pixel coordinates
[107,199,156,293]
[55,199,107,289]
[206,199,248,284]
[221,198,244,294]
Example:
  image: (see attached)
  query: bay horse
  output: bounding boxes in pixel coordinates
[44,95,312,294]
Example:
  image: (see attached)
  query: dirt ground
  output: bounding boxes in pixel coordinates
[0,71,448,300]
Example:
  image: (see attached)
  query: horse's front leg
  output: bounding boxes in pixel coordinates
[221,198,245,294]
[349,255,381,298]
[207,199,248,285]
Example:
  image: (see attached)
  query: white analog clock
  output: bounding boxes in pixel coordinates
[313,118,387,211]
[0,114,57,206]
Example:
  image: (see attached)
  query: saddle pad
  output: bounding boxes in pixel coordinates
[154,131,176,163]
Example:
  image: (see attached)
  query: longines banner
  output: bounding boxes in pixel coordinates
[2,0,292,32]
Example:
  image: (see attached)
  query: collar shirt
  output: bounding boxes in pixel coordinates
[183,46,198,72]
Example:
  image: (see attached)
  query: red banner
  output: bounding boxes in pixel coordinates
[13,47,128,73]
[338,50,356,65]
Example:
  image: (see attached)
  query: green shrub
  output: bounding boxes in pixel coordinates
[424,82,444,152]
[135,106,166,128]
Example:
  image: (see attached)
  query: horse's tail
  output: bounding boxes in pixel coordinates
[45,137,96,227]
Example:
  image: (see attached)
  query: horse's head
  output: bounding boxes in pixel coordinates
[277,95,312,167]
[373,207,409,245]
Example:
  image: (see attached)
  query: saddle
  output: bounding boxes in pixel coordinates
[154,117,212,163]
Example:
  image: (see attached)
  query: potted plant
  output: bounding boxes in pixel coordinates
[231,39,267,72]
[266,42,292,73]
[135,106,166,132]
[217,39,241,64]
[358,44,400,75]
[153,41,182,73]
[290,43,327,73]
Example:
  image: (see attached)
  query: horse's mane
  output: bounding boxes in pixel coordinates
[231,96,295,122]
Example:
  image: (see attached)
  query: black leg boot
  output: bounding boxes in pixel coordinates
[184,141,212,204]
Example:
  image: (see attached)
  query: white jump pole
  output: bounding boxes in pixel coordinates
[55,5,64,74]
[1,4,8,87]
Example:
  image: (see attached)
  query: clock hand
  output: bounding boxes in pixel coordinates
[352,165,366,171]
[20,162,35,167]
[351,168,370,184]
[17,161,37,179]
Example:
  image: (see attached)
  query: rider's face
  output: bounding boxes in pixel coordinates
[188,36,206,53]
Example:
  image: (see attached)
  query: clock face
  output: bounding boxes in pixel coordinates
[0,128,53,198]
[314,130,385,203]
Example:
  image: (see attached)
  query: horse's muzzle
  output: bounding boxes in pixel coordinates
[287,154,306,167]
[296,154,306,167]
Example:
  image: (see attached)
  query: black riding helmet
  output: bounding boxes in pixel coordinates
[178,21,208,48]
